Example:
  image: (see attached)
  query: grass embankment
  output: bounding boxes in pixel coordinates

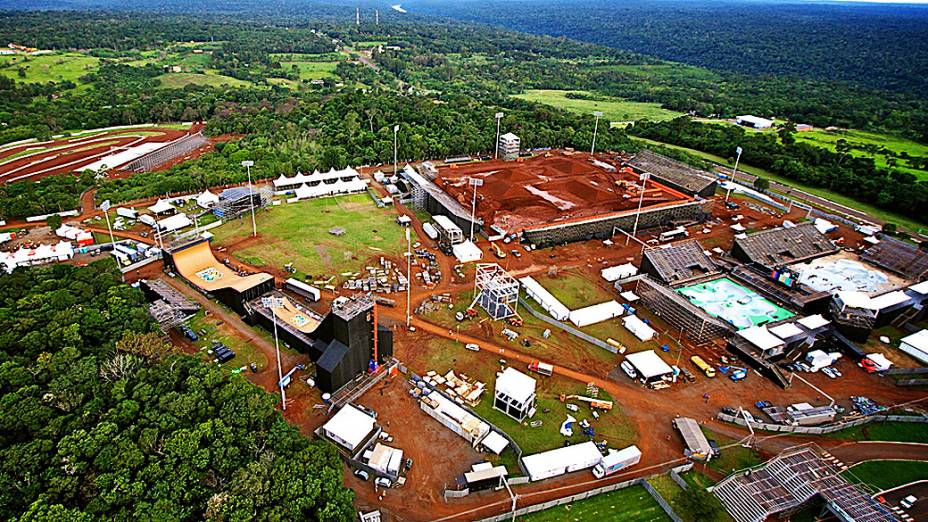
[211,194,414,278]
[844,460,928,492]
[518,485,670,522]
[513,89,683,123]
[825,421,928,443]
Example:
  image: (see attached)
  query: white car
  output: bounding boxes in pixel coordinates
[901,495,917,509]
[465,343,480,352]
[375,477,392,488]
[620,360,638,379]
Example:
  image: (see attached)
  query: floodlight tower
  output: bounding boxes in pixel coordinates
[241,160,257,237]
[100,200,123,282]
[725,146,743,202]
[405,227,412,328]
[627,172,650,246]
[591,111,604,155]
[469,177,484,243]
[494,112,504,159]
[393,124,400,176]
[261,296,287,411]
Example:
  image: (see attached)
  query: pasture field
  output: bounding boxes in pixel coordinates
[0,52,99,85]
[155,72,251,89]
[794,128,928,181]
[280,60,339,80]
[513,89,684,123]
[211,194,413,277]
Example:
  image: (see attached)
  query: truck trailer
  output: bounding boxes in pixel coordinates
[592,445,641,478]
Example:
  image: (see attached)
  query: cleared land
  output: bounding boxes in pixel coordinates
[0,52,99,85]
[513,89,683,123]
[155,72,251,89]
[844,460,928,492]
[794,129,928,181]
[519,485,670,522]
[211,194,413,278]
[280,60,339,80]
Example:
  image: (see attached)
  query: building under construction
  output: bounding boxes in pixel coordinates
[139,278,201,332]
[474,264,519,320]
[624,149,718,198]
[861,234,928,280]
[640,240,719,285]
[633,275,730,344]
[732,223,837,270]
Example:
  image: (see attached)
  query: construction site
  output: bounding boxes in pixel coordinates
[9,142,927,522]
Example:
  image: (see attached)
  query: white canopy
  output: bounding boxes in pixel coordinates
[147,199,176,214]
[737,326,785,351]
[522,441,602,482]
[496,368,536,404]
[520,276,570,321]
[274,167,362,188]
[569,300,624,328]
[196,190,220,208]
[322,404,375,452]
[480,431,510,455]
[625,350,673,380]
[622,315,656,341]
[797,314,830,330]
[601,263,637,282]
[769,323,804,340]
[0,241,74,273]
[157,213,192,232]
[452,241,483,263]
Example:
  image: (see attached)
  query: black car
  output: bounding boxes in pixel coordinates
[404,458,413,471]
[708,439,721,457]
[721,407,737,416]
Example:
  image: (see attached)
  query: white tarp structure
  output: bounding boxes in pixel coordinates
[813,218,837,234]
[367,443,403,476]
[0,241,74,273]
[520,276,570,321]
[139,214,157,227]
[480,431,509,455]
[805,350,842,372]
[273,167,363,190]
[569,300,624,328]
[157,213,192,233]
[452,240,483,263]
[196,190,220,209]
[769,322,804,340]
[899,329,928,365]
[620,291,639,302]
[622,315,656,341]
[864,353,893,371]
[55,224,93,244]
[80,141,167,172]
[521,441,603,481]
[289,178,368,201]
[321,404,376,453]
[835,290,910,312]
[147,199,176,215]
[116,207,137,220]
[601,263,637,282]
[797,314,830,330]
[909,280,928,296]
[625,350,673,381]
[737,326,786,356]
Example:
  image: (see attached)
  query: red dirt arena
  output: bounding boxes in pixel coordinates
[433,151,692,234]
[0,124,203,183]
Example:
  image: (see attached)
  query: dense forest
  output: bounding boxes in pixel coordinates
[0,261,354,520]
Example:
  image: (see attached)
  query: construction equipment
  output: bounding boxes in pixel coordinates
[506,315,524,327]
[559,394,613,410]
[491,242,507,259]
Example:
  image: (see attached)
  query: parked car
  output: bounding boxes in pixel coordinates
[375,477,392,488]
[822,367,839,379]
[511,249,522,258]
[681,368,696,383]
[620,360,638,379]
[755,401,772,409]
[721,407,738,416]
[405,458,413,471]
[465,343,480,352]
[708,439,721,457]
[354,469,369,481]
[901,495,917,509]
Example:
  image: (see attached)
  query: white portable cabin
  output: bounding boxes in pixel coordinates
[522,441,603,482]
[321,404,376,453]
[519,276,570,321]
[899,329,928,365]
[422,222,439,240]
[568,300,624,328]
[622,315,656,341]
[285,278,321,302]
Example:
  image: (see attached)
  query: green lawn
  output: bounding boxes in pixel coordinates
[844,460,928,492]
[211,194,413,279]
[649,474,729,522]
[629,136,926,234]
[353,40,387,49]
[825,421,928,443]
[155,72,251,89]
[701,428,764,477]
[536,271,614,310]
[513,89,684,123]
[518,485,670,522]
[795,129,928,181]
[281,61,339,80]
[0,52,99,85]
[187,311,269,372]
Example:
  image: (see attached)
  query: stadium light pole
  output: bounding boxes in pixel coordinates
[627,173,650,246]
[469,177,484,243]
[262,296,287,411]
[393,124,400,176]
[242,160,257,237]
[405,227,412,329]
[591,111,603,155]
[494,111,504,159]
[100,200,123,282]
[731,146,743,184]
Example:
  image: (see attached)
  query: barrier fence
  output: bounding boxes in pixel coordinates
[717,412,928,435]
[518,298,618,354]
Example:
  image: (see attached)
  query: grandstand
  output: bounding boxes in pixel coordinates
[732,223,837,269]
[624,149,718,198]
[712,445,898,522]
[861,234,928,280]
[634,276,731,344]
[123,132,209,173]
[640,240,719,285]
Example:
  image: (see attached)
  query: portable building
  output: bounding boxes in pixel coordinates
[320,404,377,454]
[419,390,490,446]
[452,240,483,263]
[494,367,536,422]
[899,329,928,364]
[422,222,439,240]
[522,441,603,481]
[625,350,673,382]
[157,213,192,233]
[622,315,656,341]
[569,300,624,328]
[601,263,638,282]
[367,443,403,477]
[285,278,321,302]
[463,465,508,492]
[116,207,138,220]
[139,214,157,227]
[520,276,570,321]
[736,326,786,358]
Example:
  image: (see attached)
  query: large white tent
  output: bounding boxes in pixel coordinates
[321,404,376,453]
[157,213,192,233]
[521,441,603,481]
[196,190,220,209]
[601,263,638,282]
[624,350,673,381]
[622,315,656,341]
[147,199,176,215]
[520,276,570,321]
[568,300,624,328]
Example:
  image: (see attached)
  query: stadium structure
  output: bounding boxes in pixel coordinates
[623,149,718,198]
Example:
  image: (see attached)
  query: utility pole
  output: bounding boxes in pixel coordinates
[627,173,650,246]
[242,160,256,237]
[494,112,504,159]
[405,227,412,329]
[356,7,360,26]
[393,124,399,176]
[375,9,379,25]
[731,146,743,184]
[100,200,123,282]
[262,296,287,411]
[469,178,483,243]
[591,111,603,155]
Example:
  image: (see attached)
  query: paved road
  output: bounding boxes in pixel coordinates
[878,481,928,521]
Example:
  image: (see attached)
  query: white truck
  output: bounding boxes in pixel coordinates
[592,445,642,478]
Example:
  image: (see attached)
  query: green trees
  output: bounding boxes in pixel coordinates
[0,261,354,520]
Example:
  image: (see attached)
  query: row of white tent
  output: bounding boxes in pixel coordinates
[274,167,363,190]
[520,276,624,328]
[0,241,74,273]
[288,178,369,201]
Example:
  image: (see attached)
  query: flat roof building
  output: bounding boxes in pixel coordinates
[499,132,520,161]
[736,115,774,129]
[494,367,537,422]
[321,404,377,454]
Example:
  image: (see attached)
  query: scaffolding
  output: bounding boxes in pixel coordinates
[472,263,519,320]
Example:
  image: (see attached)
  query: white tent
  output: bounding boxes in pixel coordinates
[157,213,192,233]
[600,263,637,282]
[520,276,570,321]
[480,431,509,455]
[196,190,220,209]
[321,404,376,452]
[0,241,74,273]
[769,322,804,340]
[569,301,624,328]
[452,241,483,263]
[797,314,830,330]
[737,326,785,354]
[521,441,603,482]
[147,199,176,215]
[900,330,928,365]
[622,315,655,341]
[625,350,673,381]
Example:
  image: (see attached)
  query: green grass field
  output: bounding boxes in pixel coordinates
[281,61,339,80]
[211,194,413,278]
[353,40,387,49]
[844,460,928,492]
[155,72,251,89]
[187,311,269,372]
[794,128,928,181]
[825,421,928,443]
[701,428,764,476]
[0,52,99,85]
[518,485,670,522]
[537,271,613,310]
[513,89,684,123]
[629,136,926,234]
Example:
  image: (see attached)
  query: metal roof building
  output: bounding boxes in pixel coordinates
[641,240,719,285]
[625,150,718,198]
[732,222,837,269]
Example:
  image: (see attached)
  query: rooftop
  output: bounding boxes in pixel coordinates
[861,235,928,280]
[495,367,536,403]
[643,240,718,284]
[734,222,836,268]
[625,149,717,194]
